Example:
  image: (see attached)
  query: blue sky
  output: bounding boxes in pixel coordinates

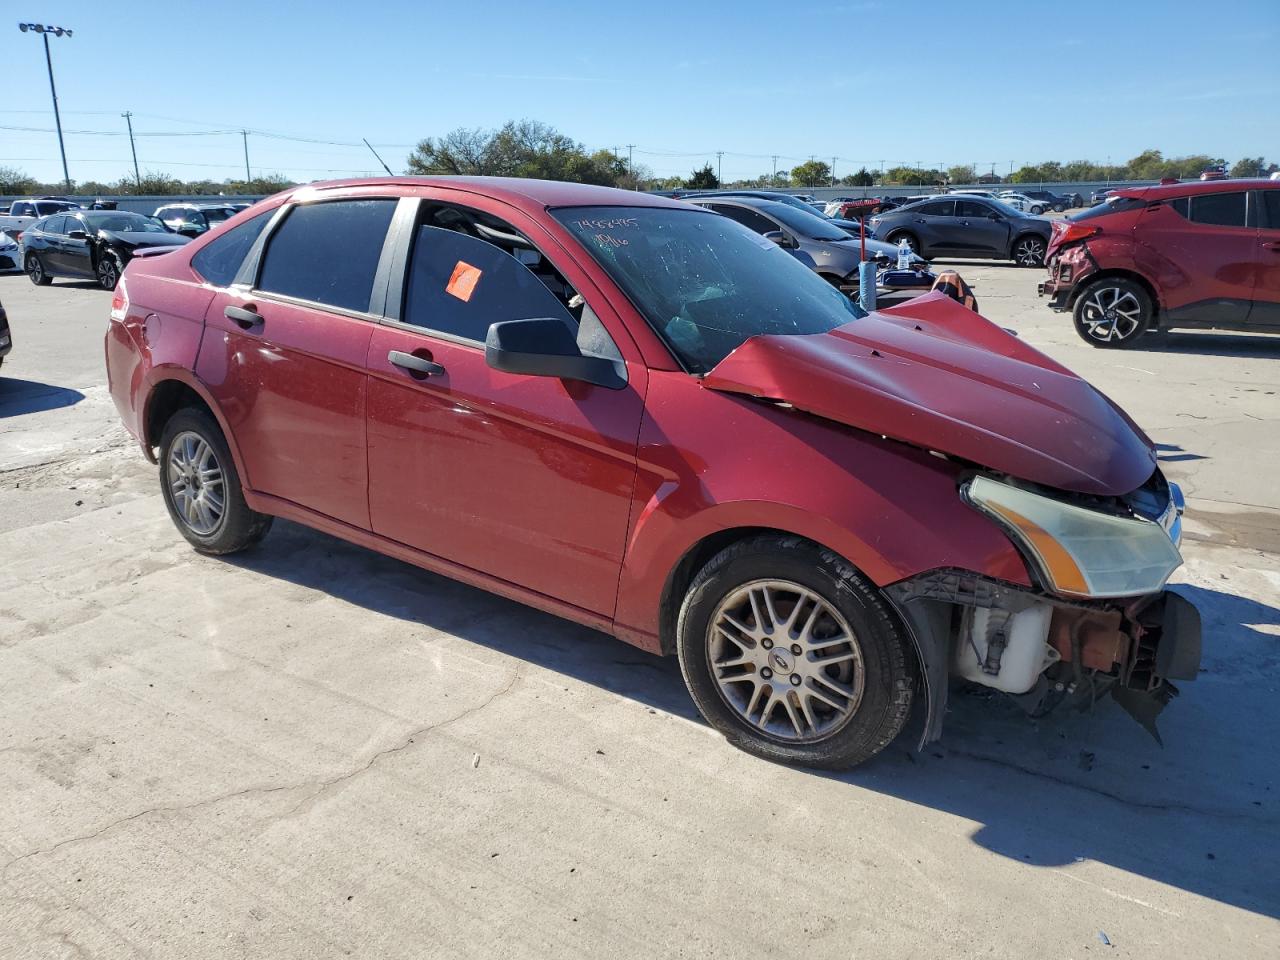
[5,0,1277,185]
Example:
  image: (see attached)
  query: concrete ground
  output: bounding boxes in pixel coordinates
[1,263,1277,959]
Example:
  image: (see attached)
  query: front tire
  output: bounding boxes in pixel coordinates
[1072,277,1152,348]
[1030,204,1046,215]
[158,407,272,554]
[1011,234,1046,267]
[676,536,917,770]
[26,254,52,286]
[96,251,121,290]
[885,231,919,256]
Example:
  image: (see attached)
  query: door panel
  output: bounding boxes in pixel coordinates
[366,326,644,615]
[1138,195,1257,325]
[1256,190,1280,326]
[197,293,373,528]
[954,201,1008,255]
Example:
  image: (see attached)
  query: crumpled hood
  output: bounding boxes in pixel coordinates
[102,230,190,249]
[701,292,1156,496]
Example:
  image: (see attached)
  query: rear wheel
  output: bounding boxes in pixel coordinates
[1030,204,1046,215]
[158,407,272,554]
[26,254,52,286]
[676,536,917,769]
[1072,277,1152,348]
[1012,234,1047,267]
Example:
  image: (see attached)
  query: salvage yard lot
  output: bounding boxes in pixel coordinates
[1,266,1277,958]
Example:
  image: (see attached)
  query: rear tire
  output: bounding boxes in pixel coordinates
[26,254,52,286]
[1072,277,1152,348]
[158,407,272,555]
[676,535,917,770]
[1030,204,1046,215]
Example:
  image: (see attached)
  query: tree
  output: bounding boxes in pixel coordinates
[883,165,942,186]
[405,119,626,187]
[1229,156,1269,179]
[406,126,499,175]
[789,160,831,187]
[0,166,37,195]
[946,164,976,185]
[841,167,874,187]
[686,163,719,189]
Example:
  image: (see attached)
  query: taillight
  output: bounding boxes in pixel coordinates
[109,277,128,322]
[1057,222,1100,245]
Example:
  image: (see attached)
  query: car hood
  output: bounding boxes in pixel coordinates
[700,292,1156,496]
[101,230,190,248]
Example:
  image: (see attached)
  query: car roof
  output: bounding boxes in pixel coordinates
[299,176,689,213]
[1115,178,1277,200]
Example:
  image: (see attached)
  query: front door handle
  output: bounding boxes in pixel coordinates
[224,304,262,329]
[389,350,445,377]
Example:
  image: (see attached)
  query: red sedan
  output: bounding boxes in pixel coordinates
[106,177,1200,768]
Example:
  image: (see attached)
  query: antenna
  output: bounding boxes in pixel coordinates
[363,138,394,176]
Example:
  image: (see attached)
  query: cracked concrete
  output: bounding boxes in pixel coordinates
[1,268,1278,959]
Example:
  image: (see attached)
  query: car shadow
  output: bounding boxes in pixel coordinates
[226,520,1279,920]
[1135,331,1280,359]
[0,377,85,418]
[1155,442,1208,464]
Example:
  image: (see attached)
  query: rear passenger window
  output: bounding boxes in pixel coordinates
[1188,192,1247,227]
[1262,191,1280,230]
[192,210,273,287]
[257,199,396,312]
[710,204,778,234]
[402,224,577,343]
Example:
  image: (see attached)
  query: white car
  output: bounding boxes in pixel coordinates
[996,192,1048,215]
[0,231,21,272]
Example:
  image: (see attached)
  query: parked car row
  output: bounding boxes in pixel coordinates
[1040,178,1280,347]
[99,175,1200,771]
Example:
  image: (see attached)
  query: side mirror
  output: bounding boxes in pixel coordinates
[67,229,89,240]
[485,318,625,390]
[763,230,797,249]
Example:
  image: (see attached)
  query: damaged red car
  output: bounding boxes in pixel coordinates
[105,178,1200,769]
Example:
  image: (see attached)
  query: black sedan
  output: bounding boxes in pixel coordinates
[23,210,189,290]
[0,296,10,371]
[867,195,1053,266]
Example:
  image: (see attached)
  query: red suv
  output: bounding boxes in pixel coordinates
[106,177,1200,768]
[1039,180,1280,347]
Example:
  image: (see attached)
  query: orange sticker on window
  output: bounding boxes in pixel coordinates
[446,260,482,302]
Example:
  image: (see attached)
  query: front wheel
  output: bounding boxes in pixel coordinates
[158,407,273,554]
[1012,234,1047,267]
[1030,204,1046,215]
[26,254,52,286]
[676,536,918,769]
[96,251,121,290]
[885,231,919,256]
[1072,277,1152,348]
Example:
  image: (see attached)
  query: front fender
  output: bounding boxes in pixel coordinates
[612,371,1031,648]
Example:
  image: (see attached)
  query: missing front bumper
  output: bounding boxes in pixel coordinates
[885,571,1202,746]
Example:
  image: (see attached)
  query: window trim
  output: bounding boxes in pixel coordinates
[239,195,403,317]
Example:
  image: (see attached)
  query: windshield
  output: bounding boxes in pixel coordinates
[202,207,234,224]
[759,201,849,240]
[553,206,865,374]
[82,212,170,233]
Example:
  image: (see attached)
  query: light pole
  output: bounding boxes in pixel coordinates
[18,22,73,192]
[122,111,141,189]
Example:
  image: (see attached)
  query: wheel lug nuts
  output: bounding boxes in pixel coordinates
[790,675,801,686]
[761,667,773,679]
[761,639,773,650]
[790,644,802,656]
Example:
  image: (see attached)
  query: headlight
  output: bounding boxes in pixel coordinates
[964,476,1183,599]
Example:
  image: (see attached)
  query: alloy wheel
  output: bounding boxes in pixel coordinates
[27,257,43,284]
[167,430,226,535]
[707,579,865,743]
[1014,237,1045,265]
[97,255,119,290]
[1079,286,1144,343]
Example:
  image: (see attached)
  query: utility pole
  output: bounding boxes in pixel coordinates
[771,155,779,185]
[716,151,723,185]
[122,111,141,188]
[831,156,837,186]
[242,130,251,182]
[19,24,74,192]
[626,144,635,188]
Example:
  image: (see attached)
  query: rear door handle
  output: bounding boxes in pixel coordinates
[224,304,262,329]
[388,350,445,377]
